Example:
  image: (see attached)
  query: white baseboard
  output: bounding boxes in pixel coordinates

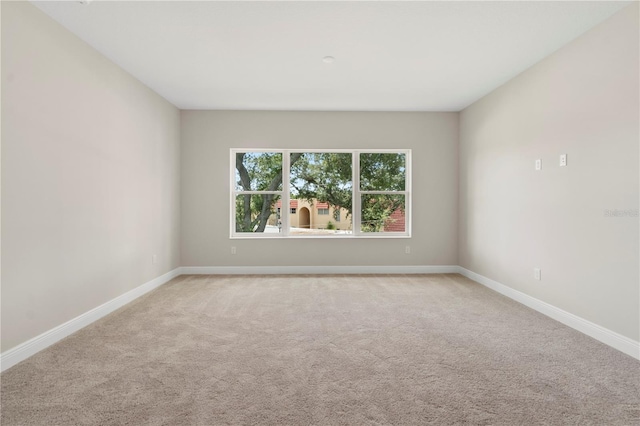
[457,267,640,360]
[179,265,459,275]
[0,268,182,372]
[3,265,636,372]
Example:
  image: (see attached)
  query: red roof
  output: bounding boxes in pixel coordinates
[275,200,298,208]
[316,202,329,209]
[384,209,405,232]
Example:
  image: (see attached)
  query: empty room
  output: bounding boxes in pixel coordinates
[1,1,638,425]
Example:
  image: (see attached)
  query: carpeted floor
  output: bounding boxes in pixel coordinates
[1,274,639,425]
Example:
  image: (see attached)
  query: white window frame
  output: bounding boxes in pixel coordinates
[230,149,411,239]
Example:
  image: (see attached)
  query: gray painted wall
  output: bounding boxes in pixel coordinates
[180,111,459,267]
[459,3,639,341]
[1,2,181,351]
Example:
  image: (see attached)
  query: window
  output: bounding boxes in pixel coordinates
[359,153,407,233]
[233,151,282,234]
[231,149,410,238]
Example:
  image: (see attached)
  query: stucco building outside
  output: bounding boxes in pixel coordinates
[274,199,351,233]
[271,199,406,234]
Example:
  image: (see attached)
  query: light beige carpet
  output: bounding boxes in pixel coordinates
[1,274,639,425]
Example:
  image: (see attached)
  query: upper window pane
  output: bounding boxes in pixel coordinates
[235,152,283,191]
[359,153,406,191]
[290,152,352,211]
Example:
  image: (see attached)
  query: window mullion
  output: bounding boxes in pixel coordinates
[234,191,282,195]
[282,151,290,237]
[230,150,236,237]
[353,151,361,236]
[405,150,411,237]
[360,190,407,195]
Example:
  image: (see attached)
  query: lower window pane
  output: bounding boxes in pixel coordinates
[361,194,406,233]
[235,194,282,233]
[289,200,352,235]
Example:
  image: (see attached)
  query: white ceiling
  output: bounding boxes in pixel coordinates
[32,0,631,111]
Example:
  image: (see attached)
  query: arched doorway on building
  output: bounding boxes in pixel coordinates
[299,207,310,229]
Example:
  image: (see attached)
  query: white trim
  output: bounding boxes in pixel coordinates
[229,233,411,240]
[457,267,640,360]
[3,265,636,372]
[0,268,181,372]
[180,265,459,275]
[352,152,361,234]
[282,150,291,237]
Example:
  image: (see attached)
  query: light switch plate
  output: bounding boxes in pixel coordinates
[560,154,567,166]
[534,268,541,280]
